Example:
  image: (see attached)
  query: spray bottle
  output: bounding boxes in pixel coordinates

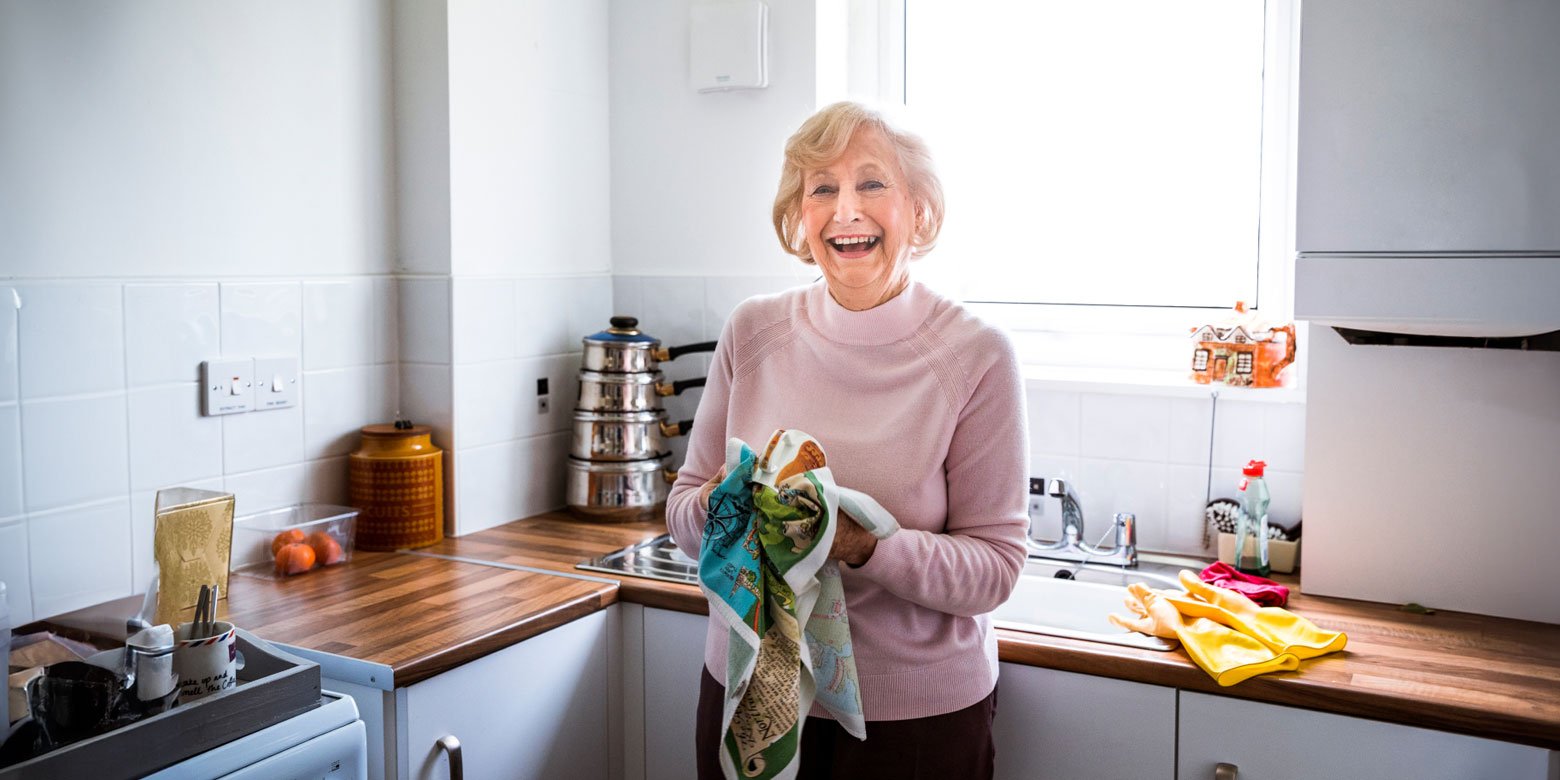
[1235,460,1271,576]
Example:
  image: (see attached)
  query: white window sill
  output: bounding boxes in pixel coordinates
[1022,365,1306,404]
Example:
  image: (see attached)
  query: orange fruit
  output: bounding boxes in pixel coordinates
[274,542,317,576]
[307,531,345,566]
[271,529,307,556]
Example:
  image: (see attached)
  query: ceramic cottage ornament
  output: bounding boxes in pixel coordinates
[1190,302,1297,388]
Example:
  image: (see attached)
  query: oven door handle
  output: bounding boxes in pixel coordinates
[436,734,464,780]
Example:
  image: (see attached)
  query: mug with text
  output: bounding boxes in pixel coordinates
[172,621,245,700]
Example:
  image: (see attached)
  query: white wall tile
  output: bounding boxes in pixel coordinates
[129,477,224,594]
[305,457,350,506]
[1261,402,1308,473]
[1166,464,1219,556]
[0,290,18,403]
[451,277,515,364]
[611,275,644,326]
[1168,396,1215,466]
[0,405,21,518]
[399,278,451,364]
[372,276,400,364]
[1263,468,1304,531]
[225,463,309,519]
[220,281,302,358]
[1080,394,1170,462]
[0,519,33,625]
[1077,458,1169,552]
[303,279,375,370]
[29,499,132,619]
[1211,400,1266,469]
[637,276,705,348]
[453,355,576,449]
[399,363,454,447]
[17,283,125,398]
[124,283,220,386]
[515,277,578,358]
[222,403,303,474]
[1024,454,1080,542]
[0,521,33,624]
[128,384,224,490]
[20,394,129,511]
[703,276,808,339]
[565,276,615,347]
[368,363,399,424]
[1027,389,1080,457]
[303,367,372,460]
[453,432,568,535]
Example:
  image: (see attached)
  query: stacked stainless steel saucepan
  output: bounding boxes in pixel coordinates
[566,317,715,521]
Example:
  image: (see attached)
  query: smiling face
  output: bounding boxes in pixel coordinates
[799,127,919,311]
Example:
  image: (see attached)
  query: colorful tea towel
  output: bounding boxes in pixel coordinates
[700,429,899,780]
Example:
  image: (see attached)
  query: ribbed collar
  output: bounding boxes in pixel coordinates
[805,279,937,346]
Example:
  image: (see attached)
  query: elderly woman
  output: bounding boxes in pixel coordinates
[666,101,1029,779]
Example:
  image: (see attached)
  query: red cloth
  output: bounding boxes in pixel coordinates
[1199,561,1290,607]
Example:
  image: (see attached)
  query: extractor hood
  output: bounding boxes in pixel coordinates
[1293,252,1560,348]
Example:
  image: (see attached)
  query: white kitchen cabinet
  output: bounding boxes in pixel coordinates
[398,609,612,780]
[1178,690,1553,780]
[633,605,707,780]
[992,662,1176,780]
[1296,0,1560,252]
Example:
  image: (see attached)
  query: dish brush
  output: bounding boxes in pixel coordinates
[1204,498,1241,548]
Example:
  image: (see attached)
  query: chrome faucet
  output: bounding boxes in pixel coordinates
[1025,478,1138,567]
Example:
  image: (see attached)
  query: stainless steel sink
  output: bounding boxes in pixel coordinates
[577,533,699,585]
[991,555,1203,652]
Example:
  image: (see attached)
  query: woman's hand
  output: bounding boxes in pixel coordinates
[697,467,727,510]
[831,510,878,567]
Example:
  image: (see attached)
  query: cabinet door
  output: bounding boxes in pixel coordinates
[1296,0,1560,252]
[402,610,611,780]
[1178,691,1551,780]
[642,607,707,780]
[992,662,1176,780]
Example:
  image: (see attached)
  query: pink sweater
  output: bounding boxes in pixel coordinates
[666,280,1030,721]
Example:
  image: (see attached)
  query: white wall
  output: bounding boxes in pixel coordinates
[0,1,394,279]
[609,0,819,277]
[0,2,399,624]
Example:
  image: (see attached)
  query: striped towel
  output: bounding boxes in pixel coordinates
[699,429,899,780]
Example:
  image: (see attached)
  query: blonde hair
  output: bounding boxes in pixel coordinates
[772,102,945,264]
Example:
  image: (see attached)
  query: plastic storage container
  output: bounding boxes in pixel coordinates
[232,504,358,578]
[1235,460,1272,576]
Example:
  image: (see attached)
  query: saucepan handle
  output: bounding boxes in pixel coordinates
[653,341,718,362]
[655,376,707,397]
[658,419,694,438]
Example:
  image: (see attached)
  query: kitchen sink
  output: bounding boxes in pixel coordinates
[991,555,1202,652]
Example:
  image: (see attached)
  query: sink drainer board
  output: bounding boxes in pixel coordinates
[992,564,1183,652]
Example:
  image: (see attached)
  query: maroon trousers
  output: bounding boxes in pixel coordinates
[695,669,998,780]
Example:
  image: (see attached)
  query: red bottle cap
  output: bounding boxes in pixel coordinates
[1243,460,1267,477]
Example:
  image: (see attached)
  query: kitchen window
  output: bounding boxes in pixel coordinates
[842,0,1299,378]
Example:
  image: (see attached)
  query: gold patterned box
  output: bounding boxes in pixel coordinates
[153,487,235,625]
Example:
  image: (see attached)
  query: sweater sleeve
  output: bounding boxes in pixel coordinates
[850,331,1030,617]
[665,317,738,560]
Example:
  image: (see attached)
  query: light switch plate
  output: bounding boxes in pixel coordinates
[252,356,300,411]
[201,358,254,416]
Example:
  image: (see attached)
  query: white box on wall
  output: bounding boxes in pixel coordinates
[689,1,768,92]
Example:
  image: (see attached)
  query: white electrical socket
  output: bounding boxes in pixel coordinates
[201,359,254,416]
[253,356,300,410]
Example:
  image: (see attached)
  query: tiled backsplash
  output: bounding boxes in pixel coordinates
[615,274,1306,560]
[0,270,1306,623]
[0,278,398,624]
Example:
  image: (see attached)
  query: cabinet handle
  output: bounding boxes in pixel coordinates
[436,734,464,780]
[1214,763,1239,780]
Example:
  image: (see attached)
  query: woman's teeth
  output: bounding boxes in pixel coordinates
[829,236,879,252]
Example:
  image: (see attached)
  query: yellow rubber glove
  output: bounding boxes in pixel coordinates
[1109,583,1300,687]
[1166,570,1347,659]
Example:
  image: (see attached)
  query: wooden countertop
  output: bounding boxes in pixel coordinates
[438,512,1560,751]
[29,511,1560,749]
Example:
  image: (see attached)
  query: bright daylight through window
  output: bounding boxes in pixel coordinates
[901,0,1283,315]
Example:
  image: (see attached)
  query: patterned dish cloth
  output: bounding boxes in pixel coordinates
[700,429,899,780]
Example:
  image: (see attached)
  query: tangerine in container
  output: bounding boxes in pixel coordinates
[232,504,359,578]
